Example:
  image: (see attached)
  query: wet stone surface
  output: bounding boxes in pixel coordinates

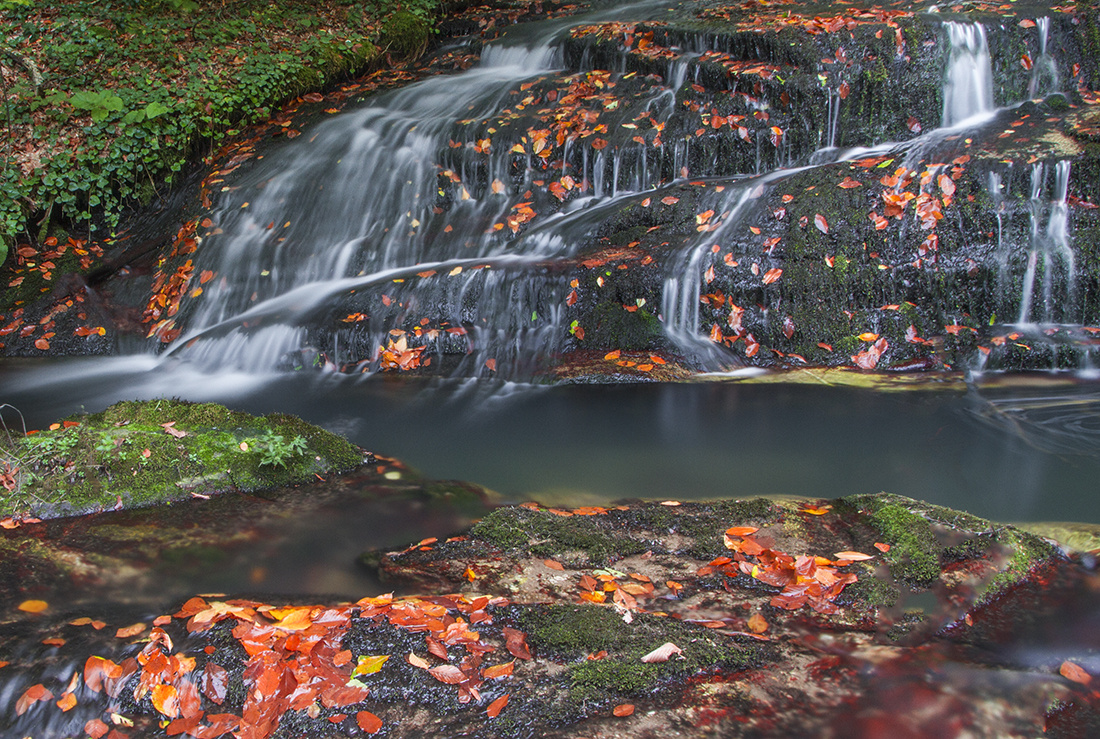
[3,492,1099,738]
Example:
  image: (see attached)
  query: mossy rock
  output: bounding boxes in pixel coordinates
[2,399,365,517]
[379,9,431,60]
[511,603,770,705]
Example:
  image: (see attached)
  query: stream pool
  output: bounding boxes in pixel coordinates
[4,358,1100,528]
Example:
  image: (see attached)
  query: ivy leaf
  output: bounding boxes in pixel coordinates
[144,102,170,119]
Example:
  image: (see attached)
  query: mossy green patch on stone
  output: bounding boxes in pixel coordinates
[2,399,364,517]
[840,493,942,589]
[512,603,769,704]
[470,506,648,566]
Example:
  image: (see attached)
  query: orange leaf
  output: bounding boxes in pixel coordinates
[115,623,145,638]
[407,652,431,669]
[604,350,621,360]
[152,684,180,718]
[726,526,759,536]
[543,559,564,570]
[1060,661,1091,685]
[838,176,861,189]
[814,213,829,234]
[56,692,78,712]
[16,683,53,715]
[357,710,383,733]
[747,613,769,633]
[487,694,510,718]
[834,551,874,561]
[272,607,314,631]
[613,703,635,717]
[858,332,879,342]
[483,661,515,679]
[18,599,48,613]
[873,542,891,552]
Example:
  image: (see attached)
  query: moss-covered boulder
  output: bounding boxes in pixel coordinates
[2,399,365,517]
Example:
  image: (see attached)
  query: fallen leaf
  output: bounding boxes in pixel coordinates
[613,703,635,717]
[115,623,146,638]
[503,627,532,660]
[16,683,53,715]
[17,599,48,613]
[483,661,515,679]
[56,692,78,712]
[640,642,683,663]
[357,711,383,733]
[834,551,875,561]
[428,664,465,684]
[353,655,389,676]
[407,652,431,670]
[814,213,829,234]
[747,613,769,633]
[161,422,187,438]
[1060,661,1091,685]
[487,694,510,718]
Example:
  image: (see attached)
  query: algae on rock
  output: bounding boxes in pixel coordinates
[2,399,365,517]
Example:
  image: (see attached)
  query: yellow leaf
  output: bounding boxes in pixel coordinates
[353,655,389,676]
[18,599,48,613]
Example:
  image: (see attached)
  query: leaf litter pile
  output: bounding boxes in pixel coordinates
[6,494,1100,737]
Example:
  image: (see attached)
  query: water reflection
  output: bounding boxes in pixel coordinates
[3,359,1100,524]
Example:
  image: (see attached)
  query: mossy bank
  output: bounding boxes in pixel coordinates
[1,398,365,517]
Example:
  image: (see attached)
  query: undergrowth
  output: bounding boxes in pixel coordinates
[0,0,439,262]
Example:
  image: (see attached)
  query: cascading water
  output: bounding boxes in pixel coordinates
[942,21,994,127]
[1026,17,1059,100]
[1016,160,1074,326]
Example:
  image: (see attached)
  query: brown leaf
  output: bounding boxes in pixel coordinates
[202,662,228,705]
[160,422,187,438]
[814,213,829,234]
[428,664,465,684]
[503,627,532,660]
[16,683,53,716]
[747,613,769,634]
[115,623,145,638]
[613,703,635,717]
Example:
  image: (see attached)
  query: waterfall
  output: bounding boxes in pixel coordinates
[1026,17,1059,99]
[942,22,994,127]
[1016,160,1074,326]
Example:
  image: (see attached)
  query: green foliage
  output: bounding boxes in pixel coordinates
[0,0,381,245]
[250,430,308,468]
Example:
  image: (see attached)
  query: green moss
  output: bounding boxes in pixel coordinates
[379,9,431,60]
[3,399,364,517]
[630,498,783,559]
[470,506,647,566]
[841,494,941,588]
[514,603,769,704]
[587,302,663,350]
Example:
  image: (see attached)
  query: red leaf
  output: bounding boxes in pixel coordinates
[782,316,795,340]
[613,703,635,717]
[428,665,465,684]
[762,268,783,285]
[487,694,509,718]
[357,710,384,733]
[907,116,922,133]
[1060,661,1091,685]
[814,213,828,234]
